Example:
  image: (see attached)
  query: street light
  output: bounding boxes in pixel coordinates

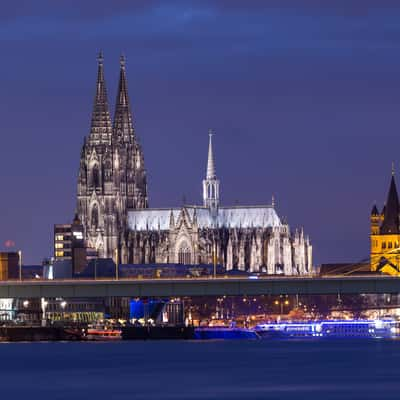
[275,297,290,318]
[216,297,224,319]
[114,248,119,280]
[41,298,48,327]
[22,300,29,323]
[60,300,67,321]
[18,250,22,281]
[213,241,217,278]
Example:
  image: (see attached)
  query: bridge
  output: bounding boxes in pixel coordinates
[1,275,400,298]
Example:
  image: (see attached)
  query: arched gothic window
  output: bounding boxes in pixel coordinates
[92,165,100,188]
[104,160,112,181]
[178,242,191,264]
[91,204,99,229]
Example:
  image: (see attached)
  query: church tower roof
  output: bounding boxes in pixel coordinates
[371,204,379,215]
[203,130,220,209]
[89,51,113,144]
[113,55,134,143]
[380,173,400,234]
[206,129,216,179]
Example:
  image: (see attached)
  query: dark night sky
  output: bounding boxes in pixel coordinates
[1,0,400,265]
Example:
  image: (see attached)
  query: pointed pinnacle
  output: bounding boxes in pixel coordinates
[207,129,216,179]
[120,54,126,69]
[97,50,104,64]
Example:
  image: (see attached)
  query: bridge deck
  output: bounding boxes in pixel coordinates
[0,276,399,298]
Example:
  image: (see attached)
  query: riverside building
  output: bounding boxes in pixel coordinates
[54,215,87,274]
[0,252,19,281]
[76,53,312,275]
[370,169,400,275]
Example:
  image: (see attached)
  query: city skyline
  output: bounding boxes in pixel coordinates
[1,1,400,264]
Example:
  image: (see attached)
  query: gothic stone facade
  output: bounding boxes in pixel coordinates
[127,206,312,274]
[77,53,147,259]
[77,54,312,274]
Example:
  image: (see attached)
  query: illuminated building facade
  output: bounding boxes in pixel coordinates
[54,215,86,273]
[0,252,19,280]
[76,53,147,260]
[76,53,312,274]
[371,171,400,274]
[54,224,73,261]
[0,298,15,320]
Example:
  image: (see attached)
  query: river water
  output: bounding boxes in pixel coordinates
[0,340,399,399]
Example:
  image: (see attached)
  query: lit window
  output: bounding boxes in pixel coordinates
[72,231,83,240]
[56,235,64,241]
[55,243,63,249]
[55,251,64,257]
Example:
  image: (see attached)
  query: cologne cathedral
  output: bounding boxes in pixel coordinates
[77,54,312,275]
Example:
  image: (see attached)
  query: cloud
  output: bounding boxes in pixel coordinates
[1,1,400,54]
[1,1,400,84]
[0,0,163,22]
[3,0,400,23]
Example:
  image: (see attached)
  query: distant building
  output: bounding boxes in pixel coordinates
[54,215,87,274]
[370,170,400,274]
[0,252,19,280]
[76,53,312,274]
[0,298,15,320]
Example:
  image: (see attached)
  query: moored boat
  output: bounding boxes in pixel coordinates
[254,319,397,340]
[0,326,84,341]
[86,327,122,341]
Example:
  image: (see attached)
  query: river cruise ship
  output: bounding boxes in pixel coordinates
[254,320,396,339]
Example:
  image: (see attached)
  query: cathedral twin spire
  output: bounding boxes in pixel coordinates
[89,51,113,144]
[114,55,135,143]
[89,52,135,145]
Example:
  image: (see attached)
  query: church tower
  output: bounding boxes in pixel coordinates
[202,130,220,209]
[77,53,148,260]
[370,168,400,274]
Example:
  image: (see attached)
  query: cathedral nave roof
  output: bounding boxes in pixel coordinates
[128,205,281,231]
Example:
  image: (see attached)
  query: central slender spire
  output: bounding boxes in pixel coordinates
[89,51,113,144]
[203,129,220,209]
[207,129,216,179]
[113,54,134,143]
